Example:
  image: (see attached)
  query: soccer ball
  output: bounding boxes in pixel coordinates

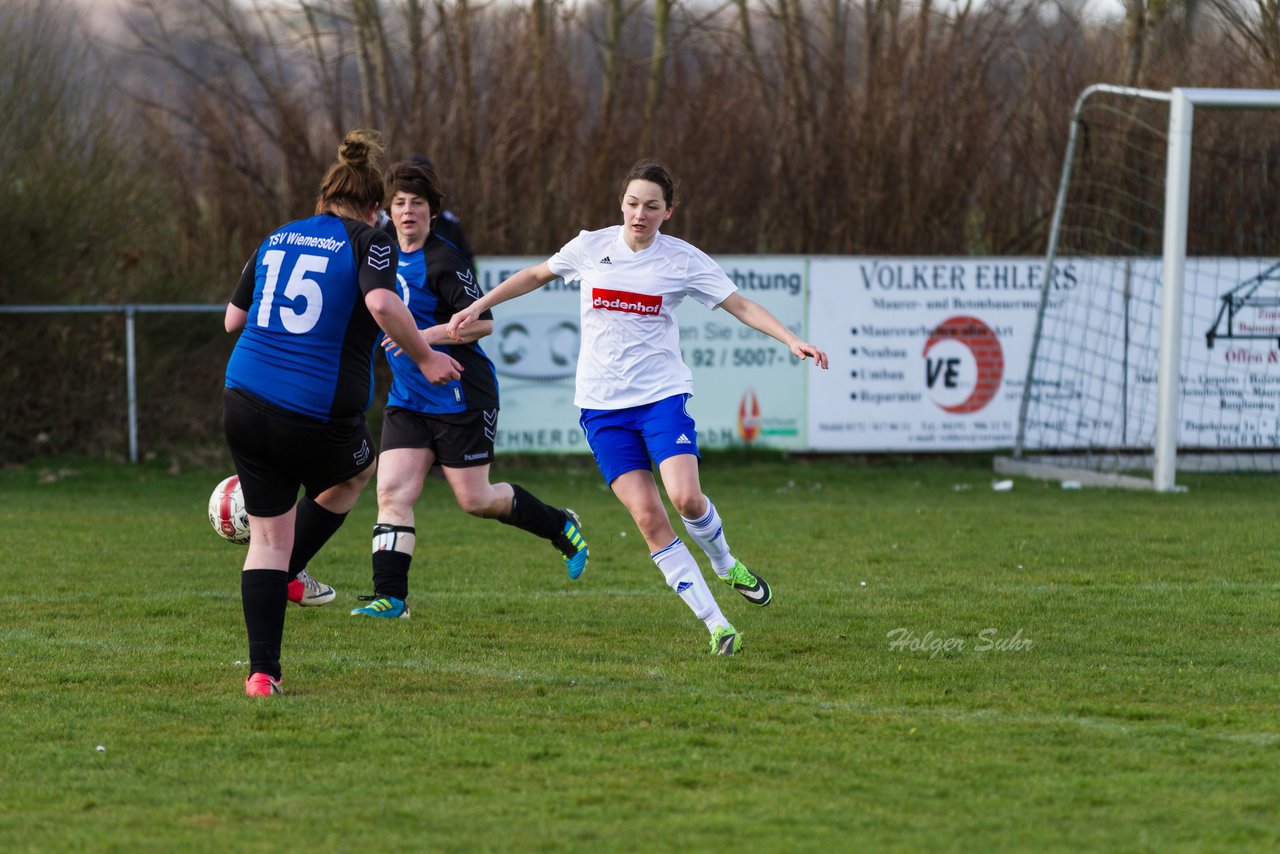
[209,474,250,545]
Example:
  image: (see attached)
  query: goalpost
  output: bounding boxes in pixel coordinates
[998,86,1280,492]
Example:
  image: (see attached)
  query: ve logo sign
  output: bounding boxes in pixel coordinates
[922,316,1004,414]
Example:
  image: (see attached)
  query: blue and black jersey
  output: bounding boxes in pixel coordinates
[226,214,397,422]
[386,231,498,414]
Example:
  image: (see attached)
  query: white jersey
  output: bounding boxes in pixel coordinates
[547,226,737,410]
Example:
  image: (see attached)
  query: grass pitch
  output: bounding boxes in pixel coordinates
[1,454,1277,851]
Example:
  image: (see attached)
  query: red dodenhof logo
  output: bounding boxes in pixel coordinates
[591,288,661,315]
[922,316,1003,413]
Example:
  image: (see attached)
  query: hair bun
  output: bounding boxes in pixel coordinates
[314,128,387,216]
[338,129,381,168]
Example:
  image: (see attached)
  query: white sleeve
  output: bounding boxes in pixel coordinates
[547,231,589,280]
[684,247,738,309]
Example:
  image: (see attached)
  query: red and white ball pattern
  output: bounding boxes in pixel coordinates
[208,474,250,545]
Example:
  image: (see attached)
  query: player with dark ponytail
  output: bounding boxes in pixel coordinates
[222,129,463,696]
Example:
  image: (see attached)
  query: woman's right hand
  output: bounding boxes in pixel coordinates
[446,306,480,341]
[420,349,463,385]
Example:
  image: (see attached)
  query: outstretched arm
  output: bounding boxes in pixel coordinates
[447,262,558,340]
[367,289,463,384]
[717,292,829,369]
[384,319,493,356]
[422,319,492,346]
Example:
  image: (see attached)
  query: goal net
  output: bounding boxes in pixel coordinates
[1000,86,1280,491]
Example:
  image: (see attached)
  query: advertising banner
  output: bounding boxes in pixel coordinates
[476,255,1280,454]
[806,257,1063,451]
[1174,258,1280,449]
[1009,257,1280,453]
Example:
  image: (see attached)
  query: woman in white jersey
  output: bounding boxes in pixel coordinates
[447,161,828,655]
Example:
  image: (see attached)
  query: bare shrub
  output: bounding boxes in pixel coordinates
[10,0,1280,458]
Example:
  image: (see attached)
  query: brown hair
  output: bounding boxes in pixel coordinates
[314,129,387,217]
[386,157,445,216]
[620,160,677,208]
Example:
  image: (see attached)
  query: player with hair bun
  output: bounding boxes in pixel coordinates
[222,129,462,696]
[448,160,828,655]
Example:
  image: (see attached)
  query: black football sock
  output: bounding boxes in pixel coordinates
[371,523,414,600]
[241,569,288,680]
[288,495,347,581]
[502,484,567,540]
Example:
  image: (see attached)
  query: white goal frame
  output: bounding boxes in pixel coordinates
[1003,85,1280,492]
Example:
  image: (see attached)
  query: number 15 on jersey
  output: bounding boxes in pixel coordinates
[256,250,329,334]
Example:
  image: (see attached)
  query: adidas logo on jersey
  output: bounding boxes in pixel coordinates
[676,434,692,445]
[600,256,612,265]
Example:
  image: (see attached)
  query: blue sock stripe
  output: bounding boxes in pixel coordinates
[650,537,684,560]
[686,501,716,528]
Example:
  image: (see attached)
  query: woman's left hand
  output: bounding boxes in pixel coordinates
[790,341,829,370]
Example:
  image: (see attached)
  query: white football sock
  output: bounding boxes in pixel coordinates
[651,537,727,632]
[681,497,735,577]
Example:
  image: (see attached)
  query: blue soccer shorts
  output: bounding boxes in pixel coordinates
[579,394,700,485]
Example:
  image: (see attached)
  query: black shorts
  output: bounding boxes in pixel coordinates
[380,406,497,468]
[223,388,375,517]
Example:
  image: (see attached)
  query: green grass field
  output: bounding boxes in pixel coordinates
[2,454,1278,851]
